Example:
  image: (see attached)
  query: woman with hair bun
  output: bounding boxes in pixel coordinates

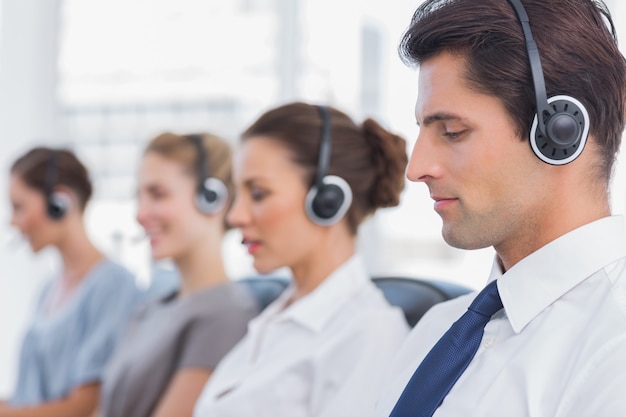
[3,147,141,417]
[194,102,410,417]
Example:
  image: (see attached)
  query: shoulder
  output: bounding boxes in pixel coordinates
[605,256,626,318]
[82,259,141,310]
[558,333,626,415]
[182,282,260,325]
[587,333,626,368]
[94,259,136,282]
[350,279,407,320]
[356,283,476,343]
[88,259,137,292]
[220,281,262,311]
[327,280,411,343]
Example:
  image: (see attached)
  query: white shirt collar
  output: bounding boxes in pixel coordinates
[492,215,626,333]
[258,255,369,333]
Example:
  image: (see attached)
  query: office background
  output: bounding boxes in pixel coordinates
[0,0,625,398]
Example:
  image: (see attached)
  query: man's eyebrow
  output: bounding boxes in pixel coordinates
[416,112,465,127]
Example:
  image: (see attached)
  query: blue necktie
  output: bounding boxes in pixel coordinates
[389,280,503,417]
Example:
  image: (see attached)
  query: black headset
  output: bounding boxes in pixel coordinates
[507,0,590,165]
[44,150,69,220]
[304,105,353,226]
[186,134,229,215]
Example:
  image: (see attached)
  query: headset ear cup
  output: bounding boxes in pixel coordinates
[530,95,590,165]
[195,177,228,215]
[305,175,353,226]
[47,192,69,220]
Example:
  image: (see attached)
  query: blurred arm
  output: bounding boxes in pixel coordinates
[150,369,212,417]
[0,383,98,417]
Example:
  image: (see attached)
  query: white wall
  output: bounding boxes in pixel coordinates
[0,0,64,398]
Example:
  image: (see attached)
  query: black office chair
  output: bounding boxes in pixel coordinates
[372,276,472,327]
[238,275,472,327]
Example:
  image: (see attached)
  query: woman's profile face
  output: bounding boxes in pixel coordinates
[136,152,211,260]
[227,137,325,274]
[9,174,58,252]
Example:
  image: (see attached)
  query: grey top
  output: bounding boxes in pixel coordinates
[101,281,260,417]
[11,259,142,406]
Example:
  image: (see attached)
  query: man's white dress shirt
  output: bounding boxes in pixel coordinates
[194,255,409,417]
[373,216,626,417]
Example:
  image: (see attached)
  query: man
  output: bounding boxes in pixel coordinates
[372,0,626,416]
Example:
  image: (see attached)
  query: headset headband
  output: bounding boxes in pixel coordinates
[506,0,552,137]
[315,105,332,188]
[186,134,209,187]
[45,149,59,197]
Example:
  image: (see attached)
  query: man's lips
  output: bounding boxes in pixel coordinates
[432,196,458,211]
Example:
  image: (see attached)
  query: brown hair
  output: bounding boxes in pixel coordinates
[10,147,93,211]
[144,132,234,223]
[399,0,626,182]
[242,102,408,234]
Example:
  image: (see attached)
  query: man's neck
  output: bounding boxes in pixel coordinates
[496,206,611,272]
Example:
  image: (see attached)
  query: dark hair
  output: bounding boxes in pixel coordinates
[242,102,408,234]
[399,0,626,182]
[10,147,93,211]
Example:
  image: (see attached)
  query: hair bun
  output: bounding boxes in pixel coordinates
[361,118,408,209]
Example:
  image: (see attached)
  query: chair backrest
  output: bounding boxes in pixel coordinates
[238,275,472,327]
[238,276,291,310]
[372,276,472,327]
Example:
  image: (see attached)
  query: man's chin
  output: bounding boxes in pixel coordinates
[442,227,490,251]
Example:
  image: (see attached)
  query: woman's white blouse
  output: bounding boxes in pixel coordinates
[193,255,410,417]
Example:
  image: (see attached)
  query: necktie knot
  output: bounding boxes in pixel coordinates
[467,280,503,318]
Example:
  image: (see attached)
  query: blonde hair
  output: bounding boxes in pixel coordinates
[144,132,234,226]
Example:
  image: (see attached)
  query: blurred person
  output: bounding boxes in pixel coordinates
[96,132,260,417]
[371,1,626,416]
[193,102,411,417]
[2,147,141,417]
